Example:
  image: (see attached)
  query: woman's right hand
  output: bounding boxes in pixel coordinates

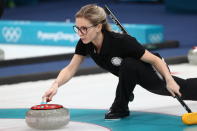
[42,82,58,102]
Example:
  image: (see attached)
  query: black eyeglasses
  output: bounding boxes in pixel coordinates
[73,25,97,35]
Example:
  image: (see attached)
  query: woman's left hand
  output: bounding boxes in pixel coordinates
[166,80,182,97]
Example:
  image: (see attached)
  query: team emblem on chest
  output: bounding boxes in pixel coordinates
[111,57,122,66]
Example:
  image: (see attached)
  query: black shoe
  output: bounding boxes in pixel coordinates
[104,107,130,120]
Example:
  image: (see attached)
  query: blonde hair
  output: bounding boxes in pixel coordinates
[75,4,111,31]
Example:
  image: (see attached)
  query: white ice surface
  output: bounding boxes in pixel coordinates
[1,44,197,118]
[0,119,110,131]
[0,63,197,116]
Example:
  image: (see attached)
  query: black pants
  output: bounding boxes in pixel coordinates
[112,58,197,109]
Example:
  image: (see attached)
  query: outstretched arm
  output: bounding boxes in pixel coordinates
[42,54,85,102]
[53,54,85,87]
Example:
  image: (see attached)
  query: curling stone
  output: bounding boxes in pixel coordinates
[0,48,4,60]
[188,46,197,65]
[25,104,70,130]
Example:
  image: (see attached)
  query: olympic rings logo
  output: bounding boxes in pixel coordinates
[2,27,22,42]
[148,33,163,43]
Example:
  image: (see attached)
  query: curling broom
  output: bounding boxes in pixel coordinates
[104,5,197,125]
[175,95,197,125]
